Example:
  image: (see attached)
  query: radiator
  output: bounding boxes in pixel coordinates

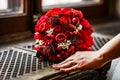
[0,34,112,80]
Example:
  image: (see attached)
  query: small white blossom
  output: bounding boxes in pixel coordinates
[35,40,44,46]
[58,40,71,49]
[76,24,82,32]
[46,28,53,34]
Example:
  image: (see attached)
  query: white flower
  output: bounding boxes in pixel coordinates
[35,40,44,46]
[76,24,82,32]
[46,28,53,34]
[58,40,71,49]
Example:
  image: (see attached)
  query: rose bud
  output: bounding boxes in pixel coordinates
[34,32,41,40]
[72,17,79,24]
[71,25,76,30]
[34,45,40,51]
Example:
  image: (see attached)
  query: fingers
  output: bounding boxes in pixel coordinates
[53,56,73,69]
[60,65,78,72]
[59,61,76,68]
[52,60,70,69]
[60,61,86,72]
[53,60,76,69]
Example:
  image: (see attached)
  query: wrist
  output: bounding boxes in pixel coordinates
[97,49,110,64]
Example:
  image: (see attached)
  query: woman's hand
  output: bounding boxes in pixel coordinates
[53,51,106,72]
[53,33,120,72]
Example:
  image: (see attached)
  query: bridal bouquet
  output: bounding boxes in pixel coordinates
[34,8,93,62]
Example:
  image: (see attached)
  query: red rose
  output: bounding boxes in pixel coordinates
[81,18,90,28]
[34,32,41,40]
[45,8,61,16]
[60,16,70,25]
[38,22,51,32]
[44,34,54,44]
[35,16,50,32]
[55,33,67,42]
[61,8,72,15]
[37,16,49,24]
[72,10,83,18]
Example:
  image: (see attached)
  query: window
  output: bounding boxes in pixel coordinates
[0,0,33,36]
[0,0,23,16]
[42,0,102,11]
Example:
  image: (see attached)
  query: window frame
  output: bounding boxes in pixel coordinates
[0,0,33,36]
[42,0,104,12]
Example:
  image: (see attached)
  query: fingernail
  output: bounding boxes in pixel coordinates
[60,69,67,72]
[53,64,59,67]
[52,64,60,69]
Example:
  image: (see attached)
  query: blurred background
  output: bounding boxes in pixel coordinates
[0,0,120,80]
[0,0,120,43]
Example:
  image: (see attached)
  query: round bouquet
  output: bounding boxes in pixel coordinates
[34,8,93,62]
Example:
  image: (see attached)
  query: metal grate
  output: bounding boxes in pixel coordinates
[0,35,111,80]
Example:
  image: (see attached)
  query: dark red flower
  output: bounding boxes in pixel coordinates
[44,34,54,44]
[50,16,60,25]
[43,45,52,55]
[70,35,80,46]
[53,26,62,33]
[38,45,47,54]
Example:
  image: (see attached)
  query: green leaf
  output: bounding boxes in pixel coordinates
[76,23,79,28]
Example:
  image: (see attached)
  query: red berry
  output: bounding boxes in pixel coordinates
[39,56,43,58]
[60,51,64,54]
[57,54,62,60]
[73,31,77,35]
[70,45,75,50]
[71,25,76,30]
[70,32,73,35]
[57,46,61,50]
[57,54,61,58]
[65,52,69,58]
